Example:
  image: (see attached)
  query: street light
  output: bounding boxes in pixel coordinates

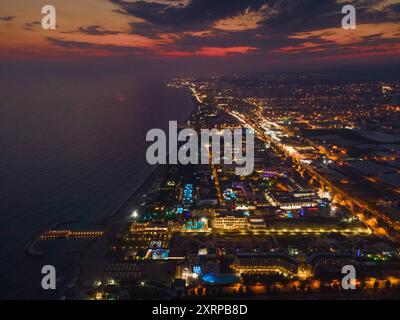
[131,210,139,219]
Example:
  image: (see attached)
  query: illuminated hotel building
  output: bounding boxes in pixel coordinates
[248,217,267,232]
[265,190,321,210]
[213,212,249,231]
[231,254,297,278]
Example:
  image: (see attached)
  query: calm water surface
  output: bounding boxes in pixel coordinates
[0,71,193,298]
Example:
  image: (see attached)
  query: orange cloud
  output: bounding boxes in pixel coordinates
[196,46,258,56]
[289,23,400,45]
[158,46,258,57]
[271,22,400,61]
[214,5,273,31]
[274,42,326,54]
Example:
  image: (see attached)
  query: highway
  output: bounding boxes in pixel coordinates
[226,108,400,243]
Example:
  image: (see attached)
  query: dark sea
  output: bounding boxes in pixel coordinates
[0,69,193,299]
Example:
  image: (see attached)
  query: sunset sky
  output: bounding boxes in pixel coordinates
[1,0,399,73]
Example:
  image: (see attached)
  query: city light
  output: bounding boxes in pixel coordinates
[131,210,139,219]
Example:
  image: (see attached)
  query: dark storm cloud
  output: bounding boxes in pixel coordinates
[60,26,122,36]
[111,0,271,30]
[37,0,398,70]
[100,0,400,68]
[261,0,339,32]
[128,21,166,39]
[256,0,396,34]
[349,0,400,24]
[0,15,15,21]
[47,37,111,49]
[146,0,342,54]
[23,21,40,31]
[110,0,344,35]
[78,25,121,35]
[46,37,147,54]
[361,33,385,41]
[112,0,399,36]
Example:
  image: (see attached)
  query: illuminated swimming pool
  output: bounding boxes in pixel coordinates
[201,273,239,284]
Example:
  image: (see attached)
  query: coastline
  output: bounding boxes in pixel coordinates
[63,163,169,299]
[65,86,196,299]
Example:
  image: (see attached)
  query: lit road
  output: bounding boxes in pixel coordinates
[209,152,223,206]
[226,109,400,243]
